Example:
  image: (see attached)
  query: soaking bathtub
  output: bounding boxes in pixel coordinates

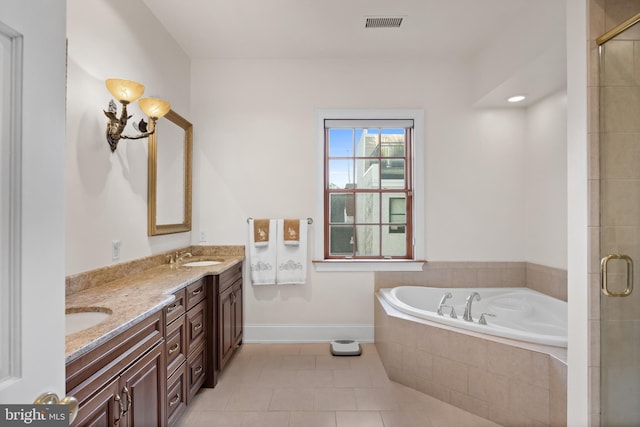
[378,286,567,347]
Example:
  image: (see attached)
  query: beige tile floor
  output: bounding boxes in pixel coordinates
[176,343,503,427]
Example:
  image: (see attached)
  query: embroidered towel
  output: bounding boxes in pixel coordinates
[283,218,300,245]
[249,219,277,285]
[253,218,270,247]
[276,219,307,285]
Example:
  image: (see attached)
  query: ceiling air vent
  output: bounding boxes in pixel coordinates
[365,16,404,29]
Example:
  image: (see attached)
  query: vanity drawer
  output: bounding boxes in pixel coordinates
[165,315,186,376]
[218,262,242,292]
[66,311,164,396]
[165,288,186,326]
[186,342,206,403]
[185,278,206,311]
[186,300,206,354]
[167,363,187,427]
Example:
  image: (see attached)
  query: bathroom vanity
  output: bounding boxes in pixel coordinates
[64,248,244,427]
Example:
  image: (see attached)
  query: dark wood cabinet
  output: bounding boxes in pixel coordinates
[70,378,120,427]
[119,344,166,427]
[165,277,207,426]
[166,365,187,426]
[66,312,166,427]
[215,263,243,372]
[66,262,244,427]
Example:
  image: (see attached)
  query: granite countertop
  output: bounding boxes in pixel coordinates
[65,255,244,364]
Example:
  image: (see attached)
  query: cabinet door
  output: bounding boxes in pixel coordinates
[232,281,243,347]
[218,284,234,370]
[120,344,166,427]
[71,378,120,427]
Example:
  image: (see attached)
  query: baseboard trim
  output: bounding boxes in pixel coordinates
[243,324,374,343]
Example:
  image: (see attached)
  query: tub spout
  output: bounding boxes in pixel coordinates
[437,292,453,316]
[463,292,481,322]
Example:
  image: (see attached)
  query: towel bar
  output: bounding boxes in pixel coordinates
[247,217,313,224]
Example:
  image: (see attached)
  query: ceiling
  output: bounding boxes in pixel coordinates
[141,0,567,107]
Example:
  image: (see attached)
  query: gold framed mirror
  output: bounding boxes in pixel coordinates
[147,109,192,235]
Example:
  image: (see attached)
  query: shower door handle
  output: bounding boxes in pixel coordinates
[601,254,634,297]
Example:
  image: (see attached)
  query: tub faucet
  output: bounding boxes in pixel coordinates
[437,292,453,316]
[463,292,481,322]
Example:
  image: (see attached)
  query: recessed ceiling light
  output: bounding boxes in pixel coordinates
[507,95,526,103]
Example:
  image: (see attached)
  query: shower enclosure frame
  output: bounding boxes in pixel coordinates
[596,10,640,426]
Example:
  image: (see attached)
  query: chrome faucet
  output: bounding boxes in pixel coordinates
[437,292,453,316]
[463,292,481,322]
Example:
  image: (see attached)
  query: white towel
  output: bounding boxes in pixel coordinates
[248,219,277,285]
[276,219,308,285]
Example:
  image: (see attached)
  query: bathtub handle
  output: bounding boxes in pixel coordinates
[437,292,453,316]
[479,313,495,325]
[601,254,634,297]
[438,304,458,319]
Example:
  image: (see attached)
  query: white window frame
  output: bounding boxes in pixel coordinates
[314,109,425,272]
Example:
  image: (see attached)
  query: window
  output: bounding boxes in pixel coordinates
[324,119,413,259]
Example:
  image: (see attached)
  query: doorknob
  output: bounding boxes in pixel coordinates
[34,392,79,425]
[601,254,634,297]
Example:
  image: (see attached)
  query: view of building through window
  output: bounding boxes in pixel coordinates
[324,120,413,259]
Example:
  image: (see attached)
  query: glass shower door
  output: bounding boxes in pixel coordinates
[598,15,640,426]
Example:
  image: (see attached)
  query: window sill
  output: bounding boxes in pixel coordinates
[312,259,425,272]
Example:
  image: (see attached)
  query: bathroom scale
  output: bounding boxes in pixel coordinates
[330,339,362,356]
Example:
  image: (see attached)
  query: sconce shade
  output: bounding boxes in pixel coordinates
[106,78,145,103]
[139,97,171,119]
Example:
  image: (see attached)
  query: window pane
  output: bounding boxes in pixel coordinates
[380,129,406,157]
[355,159,379,189]
[381,159,405,186]
[355,128,380,157]
[355,193,379,224]
[329,225,354,256]
[328,159,354,189]
[382,225,407,256]
[382,194,406,224]
[328,128,354,157]
[329,193,354,224]
[355,225,380,256]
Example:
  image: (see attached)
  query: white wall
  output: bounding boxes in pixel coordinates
[66,0,191,275]
[191,58,542,340]
[525,91,568,269]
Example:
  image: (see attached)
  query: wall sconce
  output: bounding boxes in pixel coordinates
[103,78,171,152]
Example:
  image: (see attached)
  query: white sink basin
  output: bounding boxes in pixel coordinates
[182,260,221,267]
[65,308,112,335]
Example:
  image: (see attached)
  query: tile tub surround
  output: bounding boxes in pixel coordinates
[375,296,567,427]
[375,261,568,302]
[65,246,244,363]
[66,245,245,296]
